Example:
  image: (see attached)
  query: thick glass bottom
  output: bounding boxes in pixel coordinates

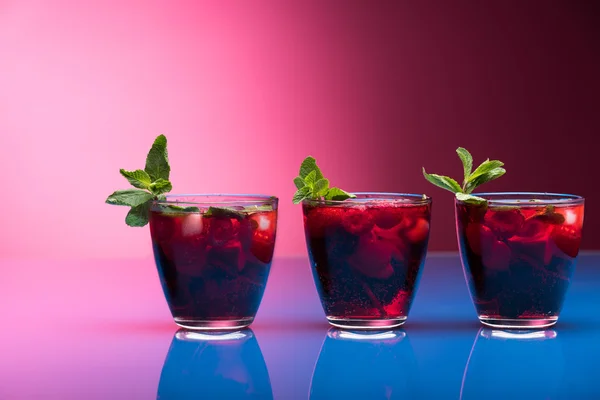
[478,316,558,329]
[326,316,407,330]
[174,317,254,330]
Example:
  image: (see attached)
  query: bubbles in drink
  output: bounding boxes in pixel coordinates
[303,201,431,321]
[149,208,277,321]
[456,201,583,320]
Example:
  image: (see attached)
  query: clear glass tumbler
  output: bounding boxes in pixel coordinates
[302,193,432,329]
[150,194,278,330]
[456,192,584,328]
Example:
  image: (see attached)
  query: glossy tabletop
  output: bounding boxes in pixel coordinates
[1,253,599,399]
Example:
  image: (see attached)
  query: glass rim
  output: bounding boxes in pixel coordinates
[459,192,584,206]
[302,192,431,206]
[154,193,278,206]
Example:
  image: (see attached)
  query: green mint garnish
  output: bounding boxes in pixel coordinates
[423,147,506,205]
[204,206,245,219]
[292,156,355,204]
[455,192,488,206]
[105,134,174,227]
[160,205,201,213]
[535,204,565,224]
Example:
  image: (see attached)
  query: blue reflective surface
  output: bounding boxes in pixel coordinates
[0,254,598,398]
[310,329,420,399]
[157,330,273,399]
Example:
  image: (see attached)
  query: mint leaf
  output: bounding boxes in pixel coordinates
[299,156,324,181]
[149,178,172,195]
[466,160,504,184]
[530,205,565,224]
[456,147,473,185]
[314,178,329,197]
[293,186,311,204]
[326,187,355,201]
[145,134,170,181]
[205,206,244,219]
[160,204,201,213]
[293,177,305,190]
[304,170,317,188]
[125,201,151,227]
[120,169,151,189]
[245,204,273,212]
[423,148,507,203]
[422,168,462,193]
[106,189,154,207]
[456,192,487,206]
[465,167,506,193]
[293,156,353,203]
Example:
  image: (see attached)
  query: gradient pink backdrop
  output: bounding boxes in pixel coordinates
[1,0,598,260]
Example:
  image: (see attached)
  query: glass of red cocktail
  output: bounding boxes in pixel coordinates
[303,193,432,329]
[150,194,278,330]
[456,192,584,328]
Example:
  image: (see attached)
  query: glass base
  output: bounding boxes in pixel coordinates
[174,317,254,330]
[478,316,558,329]
[326,317,406,330]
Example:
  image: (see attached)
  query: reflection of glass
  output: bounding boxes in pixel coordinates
[310,329,419,399]
[157,329,273,400]
[303,193,431,329]
[460,329,564,400]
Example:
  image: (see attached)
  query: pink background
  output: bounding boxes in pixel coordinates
[1,0,598,260]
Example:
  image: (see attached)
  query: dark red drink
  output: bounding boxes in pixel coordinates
[456,193,584,328]
[150,195,278,330]
[303,193,431,329]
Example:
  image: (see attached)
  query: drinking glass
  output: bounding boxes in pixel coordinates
[303,193,431,329]
[150,194,278,330]
[456,192,584,328]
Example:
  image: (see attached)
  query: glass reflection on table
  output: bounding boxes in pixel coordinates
[156,329,273,400]
[460,329,564,400]
[310,329,419,399]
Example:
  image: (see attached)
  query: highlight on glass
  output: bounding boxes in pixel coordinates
[423,147,584,328]
[105,135,278,330]
[293,157,431,329]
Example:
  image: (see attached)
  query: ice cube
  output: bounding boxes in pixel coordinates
[405,218,430,243]
[208,217,239,246]
[519,217,551,240]
[303,205,344,238]
[249,230,276,264]
[369,208,403,229]
[181,213,204,237]
[341,208,374,236]
[348,234,396,279]
[484,209,524,239]
[249,211,277,234]
[551,225,582,258]
[465,223,495,255]
[372,224,407,254]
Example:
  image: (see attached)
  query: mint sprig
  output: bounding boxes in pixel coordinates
[292,156,356,204]
[105,134,174,227]
[423,147,506,205]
